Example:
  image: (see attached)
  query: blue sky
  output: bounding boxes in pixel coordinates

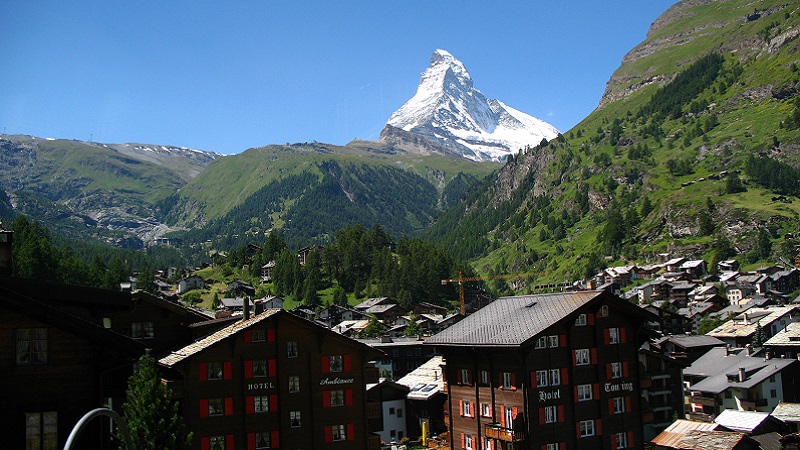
[1,1,676,155]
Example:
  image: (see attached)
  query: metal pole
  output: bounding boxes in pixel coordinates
[63,407,134,450]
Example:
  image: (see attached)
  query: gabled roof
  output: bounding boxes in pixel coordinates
[764,322,800,346]
[685,347,796,394]
[656,334,725,350]
[354,297,392,310]
[771,402,800,423]
[714,409,771,433]
[677,430,752,450]
[651,420,720,448]
[707,306,800,339]
[397,356,445,401]
[426,291,653,347]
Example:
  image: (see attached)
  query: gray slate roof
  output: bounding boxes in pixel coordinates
[426,291,607,347]
[764,322,800,346]
[686,347,796,394]
[771,402,800,423]
[656,334,725,349]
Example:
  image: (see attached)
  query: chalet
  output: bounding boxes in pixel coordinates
[355,297,394,313]
[158,308,383,450]
[397,355,448,440]
[366,379,410,443]
[665,258,687,273]
[771,268,800,294]
[261,261,276,283]
[227,279,256,297]
[771,402,800,432]
[426,290,656,450]
[764,322,800,358]
[333,319,373,337]
[297,245,323,266]
[318,304,368,328]
[706,306,800,348]
[713,409,786,435]
[638,342,689,440]
[719,260,741,272]
[678,301,721,334]
[642,303,691,336]
[257,295,284,310]
[413,302,449,316]
[679,260,707,279]
[653,334,725,364]
[219,297,256,314]
[366,303,406,325]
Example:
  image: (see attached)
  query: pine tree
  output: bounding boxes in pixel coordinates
[122,350,192,450]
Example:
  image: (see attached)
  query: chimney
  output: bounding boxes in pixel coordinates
[725,344,732,356]
[243,296,250,321]
[738,367,746,382]
[0,229,12,277]
[746,344,752,356]
[765,351,772,361]
[743,313,748,325]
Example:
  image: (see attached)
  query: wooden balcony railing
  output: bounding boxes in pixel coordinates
[484,423,526,442]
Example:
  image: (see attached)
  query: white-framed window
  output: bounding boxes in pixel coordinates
[329,355,343,372]
[599,305,609,317]
[577,384,593,401]
[580,420,595,437]
[17,328,48,365]
[254,395,269,413]
[575,314,587,326]
[131,322,154,339]
[210,435,226,450]
[613,396,625,414]
[461,369,471,384]
[481,403,491,417]
[503,372,514,389]
[544,405,557,423]
[255,432,271,449]
[537,370,549,387]
[208,362,224,380]
[547,444,559,450]
[290,410,301,427]
[287,341,298,358]
[464,434,474,450]
[461,400,473,417]
[251,330,266,342]
[536,336,548,348]
[548,335,560,347]
[549,369,561,386]
[609,327,620,344]
[611,362,622,379]
[575,349,590,365]
[616,432,628,449]
[330,389,345,407]
[25,411,57,450]
[208,398,224,416]
[332,424,346,441]
[288,376,300,393]
[480,370,489,385]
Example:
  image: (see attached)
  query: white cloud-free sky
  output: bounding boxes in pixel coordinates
[0,1,676,154]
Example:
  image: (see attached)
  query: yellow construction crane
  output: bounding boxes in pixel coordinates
[441,271,545,315]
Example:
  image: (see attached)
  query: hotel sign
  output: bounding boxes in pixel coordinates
[320,377,354,386]
[604,382,634,393]
[247,382,276,390]
[538,389,561,402]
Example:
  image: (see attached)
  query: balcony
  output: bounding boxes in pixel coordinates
[690,396,716,407]
[484,423,526,442]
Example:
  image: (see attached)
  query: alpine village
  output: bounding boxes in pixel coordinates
[10,1,800,450]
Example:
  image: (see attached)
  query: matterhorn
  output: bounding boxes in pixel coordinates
[380,49,559,162]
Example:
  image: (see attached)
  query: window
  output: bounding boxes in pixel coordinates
[251,330,266,342]
[254,395,270,413]
[485,439,493,450]
[481,403,492,417]
[290,411,301,428]
[16,328,47,365]
[613,396,625,414]
[544,405,557,423]
[208,398,225,416]
[329,355,343,372]
[332,424,346,441]
[330,390,345,407]
[389,407,395,415]
[255,432,271,449]
[252,360,268,377]
[208,362,224,380]
[210,436,226,450]
[575,349,590,365]
[616,432,628,449]
[397,408,403,418]
[547,444,559,450]
[580,420,595,437]
[771,389,778,398]
[599,305,609,317]
[575,314,587,326]
[464,434,474,450]
[288,376,300,393]
[549,369,561,386]
[461,369,471,385]
[609,328,620,344]
[536,336,547,348]
[611,362,622,379]
[461,400,473,417]
[131,322,154,339]
[26,411,57,450]
[537,370,549,387]
[287,341,298,358]
[548,335,559,347]
[577,384,593,401]
[503,372,514,389]
[480,370,489,385]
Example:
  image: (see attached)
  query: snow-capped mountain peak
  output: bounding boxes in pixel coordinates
[381,49,559,162]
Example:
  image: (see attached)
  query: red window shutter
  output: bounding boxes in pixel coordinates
[267,329,275,342]
[321,356,330,373]
[606,364,613,379]
[461,433,466,449]
[560,443,566,450]
[604,329,610,345]
[591,348,597,364]
[593,384,600,400]
[625,396,631,412]
[574,385,579,399]
[560,334,566,347]
[247,433,256,450]
[201,437,210,450]
[541,446,548,450]
[627,432,633,447]
[471,402,475,417]
[271,431,280,448]
[344,354,352,372]
[468,369,473,385]
[346,389,353,406]
[512,406,518,420]
[268,359,277,377]
[538,407,545,425]
[608,398,614,414]
[225,435,234,449]
[588,313,595,325]
[223,361,232,379]
[557,405,564,423]
[225,397,233,416]
[246,396,254,414]
[270,393,278,412]
[572,351,577,366]
[501,406,507,427]
[323,390,332,408]
[244,331,252,342]
[324,426,333,443]
[199,363,208,381]
[596,419,602,435]
[620,327,627,343]
[347,423,355,441]
[576,422,581,438]
[199,399,208,417]
[510,373,516,390]
[561,367,569,384]
[623,362,629,378]
[244,360,253,378]
[611,433,618,449]
[531,372,538,388]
